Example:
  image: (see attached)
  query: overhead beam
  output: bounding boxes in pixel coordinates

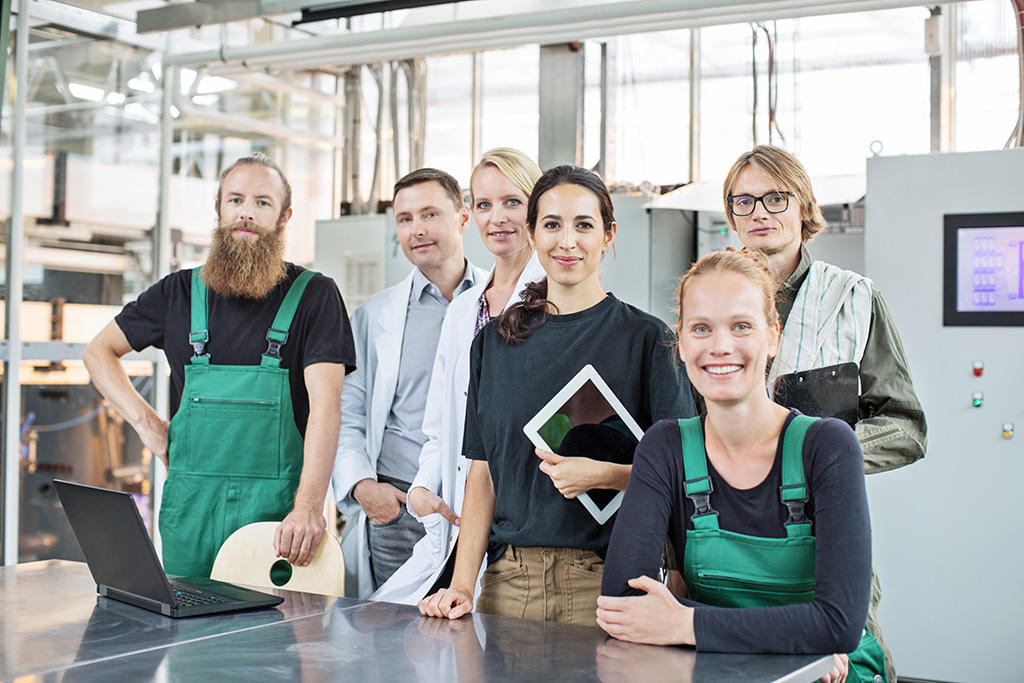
[138,0,468,33]
[165,0,941,71]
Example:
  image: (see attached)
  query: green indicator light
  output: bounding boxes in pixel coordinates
[973,398,983,407]
[719,228,727,234]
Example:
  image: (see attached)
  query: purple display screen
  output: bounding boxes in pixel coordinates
[944,213,1024,327]
[956,226,1024,313]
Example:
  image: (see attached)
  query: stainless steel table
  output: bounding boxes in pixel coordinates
[1,561,833,682]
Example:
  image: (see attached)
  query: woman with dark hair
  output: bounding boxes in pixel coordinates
[418,165,695,626]
[597,249,885,683]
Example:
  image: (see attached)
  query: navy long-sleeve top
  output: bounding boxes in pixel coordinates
[601,411,871,654]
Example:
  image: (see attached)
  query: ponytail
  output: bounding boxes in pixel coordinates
[493,278,557,345]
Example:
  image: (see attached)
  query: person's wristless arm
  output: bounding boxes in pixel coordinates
[408,486,460,525]
[418,460,494,619]
[353,478,406,523]
[596,576,696,645]
[83,321,169,466]
[275,362,345,565]
[536,449,632,498]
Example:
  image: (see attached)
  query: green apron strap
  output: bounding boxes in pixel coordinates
[261,269,317,368]
[678,417,719,531]
[780,414,816,538]
[189,268,211,365]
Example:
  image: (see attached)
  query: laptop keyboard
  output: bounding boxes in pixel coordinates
[170,584,230,607]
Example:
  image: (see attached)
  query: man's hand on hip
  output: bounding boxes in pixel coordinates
[275,503,327,566]
[139,415,170,468]
[353,479,407,524]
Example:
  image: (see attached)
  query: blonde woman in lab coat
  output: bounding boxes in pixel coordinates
[371,148,545,604]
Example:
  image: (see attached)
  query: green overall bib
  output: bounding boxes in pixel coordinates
[678,415,887,683]
[159,268,314,577]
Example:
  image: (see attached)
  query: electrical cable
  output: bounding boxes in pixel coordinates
[761,22,775,145]
[753,24,761,145]
[1006,0,1024,148]
[769,21,787,146]
[28,375,153,433]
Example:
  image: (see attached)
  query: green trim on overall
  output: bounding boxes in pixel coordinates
[160,268,317,577]
[677,414,886,683]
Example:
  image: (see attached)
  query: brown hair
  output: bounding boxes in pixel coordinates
[394,167,463,209]
[676,248,779,340]
[494,164,616,345]
[215,152,292,221]
[722,145,826,243]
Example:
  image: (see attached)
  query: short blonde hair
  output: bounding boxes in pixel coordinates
[722,145,826,243]
[469,147,542,204]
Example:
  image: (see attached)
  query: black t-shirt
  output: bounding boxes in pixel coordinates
[116,263,356,437]
[601,412,872,655]
[463,294,696,562]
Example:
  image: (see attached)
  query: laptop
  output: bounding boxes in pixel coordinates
[54,479,284,618]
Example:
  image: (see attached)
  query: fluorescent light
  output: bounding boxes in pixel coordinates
[123,102,159,124]
[106,92,126,104]
[196,76,237,94]
[180,68,198,91]
[69,83,104,102]
[127,76,156,93]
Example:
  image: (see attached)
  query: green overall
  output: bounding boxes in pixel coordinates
[678,415,887,683]
[160,268,314,577]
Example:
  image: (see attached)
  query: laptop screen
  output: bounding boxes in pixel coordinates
[54,480,177,605]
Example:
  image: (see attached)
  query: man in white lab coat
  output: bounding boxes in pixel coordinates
[334,168,487,598]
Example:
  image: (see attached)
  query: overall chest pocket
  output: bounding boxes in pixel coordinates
[185,396,283,478]
[691,570,816,608]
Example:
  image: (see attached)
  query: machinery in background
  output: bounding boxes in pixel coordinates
[864,148,1024,683]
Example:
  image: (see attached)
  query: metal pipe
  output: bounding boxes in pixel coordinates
[3,0,30,566]
[23,94,161,117]
[688,27,701,182]
[164,0,933,70]
[470,52,482,171]
[229,72,348,108]
[151,56,175,547]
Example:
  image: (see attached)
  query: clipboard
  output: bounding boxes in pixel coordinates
[772,362,859,426]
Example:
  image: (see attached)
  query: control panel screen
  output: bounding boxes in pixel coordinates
[944,213,1024,326]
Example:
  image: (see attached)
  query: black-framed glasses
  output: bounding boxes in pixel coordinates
[727,191,795,216]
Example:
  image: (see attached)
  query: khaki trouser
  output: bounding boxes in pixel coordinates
[475,545,604,626]
[867,569,896,683]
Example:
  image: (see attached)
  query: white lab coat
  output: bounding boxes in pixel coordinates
[334,265,486,599]
[372,256,545,605]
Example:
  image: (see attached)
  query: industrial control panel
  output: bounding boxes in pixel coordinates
[864,148,1024,683]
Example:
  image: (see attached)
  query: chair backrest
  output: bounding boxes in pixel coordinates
[211,522,345,597]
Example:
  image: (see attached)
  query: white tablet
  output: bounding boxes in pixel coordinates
[522,364,645,525]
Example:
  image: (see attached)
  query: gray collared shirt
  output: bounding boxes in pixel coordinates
[377,263,478,483]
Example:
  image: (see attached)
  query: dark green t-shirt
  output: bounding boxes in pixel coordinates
[463,294,696,562]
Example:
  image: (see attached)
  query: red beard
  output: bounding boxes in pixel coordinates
[201,219,287,299]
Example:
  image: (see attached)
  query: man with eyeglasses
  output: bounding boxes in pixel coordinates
[722,144,926,682]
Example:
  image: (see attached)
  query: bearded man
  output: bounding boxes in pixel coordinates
[84,153,355,577]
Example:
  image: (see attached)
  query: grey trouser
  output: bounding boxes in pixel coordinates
[365,476,426,590]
